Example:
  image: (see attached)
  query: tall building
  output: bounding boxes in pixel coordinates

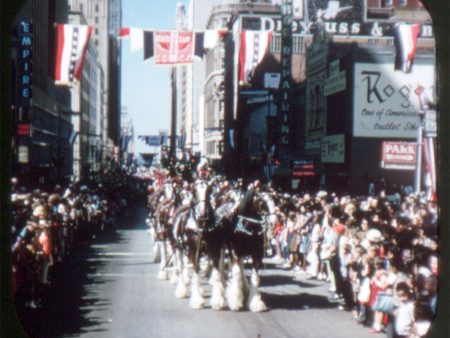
[68,0,122,172]
[107,0,122,148]
[174,0,235,159]
[11,0,72,186]
[67,6,99,180]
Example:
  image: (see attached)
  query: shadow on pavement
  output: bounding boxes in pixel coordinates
[260,273,323,289]
[263,292,336,311]
[15,210,136,338]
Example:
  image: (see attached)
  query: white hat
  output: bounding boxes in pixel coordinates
[366,228,384,243]
[317,191,328,198]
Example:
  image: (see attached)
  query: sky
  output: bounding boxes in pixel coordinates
[121,0,189,154]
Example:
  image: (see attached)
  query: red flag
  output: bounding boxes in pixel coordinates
[54,24,93,85]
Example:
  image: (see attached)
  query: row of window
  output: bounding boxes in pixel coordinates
[270,35,305,54]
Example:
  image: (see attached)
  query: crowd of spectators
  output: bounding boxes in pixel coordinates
[10,169,148,310]
[267,187,438,338]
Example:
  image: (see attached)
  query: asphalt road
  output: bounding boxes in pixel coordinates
[16,206,377,338]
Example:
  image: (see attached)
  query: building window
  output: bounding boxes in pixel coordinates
[95,17,99,24]
[293,36,304,53]
[242,17,261,31]
[270,35,281,53]
[95,4,99,12]
[399,0,407,6]
[270,35,304,54]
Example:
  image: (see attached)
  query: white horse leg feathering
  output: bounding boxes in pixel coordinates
[170,247,181,285]
[189,271,205,309]
[226,261,245,311]
[157,240,168,280]
[153,240,161,263]
[247,268,267,312]
[175,249,189,298]
[210,267,227,310]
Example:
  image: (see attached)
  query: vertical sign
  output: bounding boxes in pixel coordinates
[278,0,293,164]
[17,21,33,125]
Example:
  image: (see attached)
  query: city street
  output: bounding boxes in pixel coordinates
[17,206,376,338]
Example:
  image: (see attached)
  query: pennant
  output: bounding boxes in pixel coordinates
[154,31,194,65]
[69,130,78,145]
[239,31,272,84]
[194,32,205,57]
[204,29,227,49]
[143,30,154,60]
[54,24,93,85]
[119,27,144,52]
[130,28,144,52]
[118,27,130,38]
[394,23,420,73]
[177,135,186,149]
[229,129,235,149]
[160,135,168,145]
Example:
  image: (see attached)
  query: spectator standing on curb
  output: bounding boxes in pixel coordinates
[393,282,415,338]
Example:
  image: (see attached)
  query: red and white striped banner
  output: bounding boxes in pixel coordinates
[239,31,272,84]
[54,24,93,85]
[394,23,420,73]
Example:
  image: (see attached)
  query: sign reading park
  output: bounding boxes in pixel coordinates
[381,141,417,170]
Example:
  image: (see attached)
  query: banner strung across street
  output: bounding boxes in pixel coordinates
[124,29,228,64]
[154,31,194,65]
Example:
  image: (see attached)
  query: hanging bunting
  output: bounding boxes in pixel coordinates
[119,27,144,52]
[143,30,154,60]
[393,23,420,73]
[204,29,227,49]
[54,24,93,85]
[239,31,272,84]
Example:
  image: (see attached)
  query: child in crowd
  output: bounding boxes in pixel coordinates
[393,282,415,338]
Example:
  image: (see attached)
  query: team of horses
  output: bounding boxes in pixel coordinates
[146,175,278,312]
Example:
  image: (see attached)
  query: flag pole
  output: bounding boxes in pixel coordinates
[414,113,423,194]
[170,66,177,170]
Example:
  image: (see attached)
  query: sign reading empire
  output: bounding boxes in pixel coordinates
[353,63,435,139]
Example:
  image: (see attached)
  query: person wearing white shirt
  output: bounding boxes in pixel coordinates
[394,282,415,338]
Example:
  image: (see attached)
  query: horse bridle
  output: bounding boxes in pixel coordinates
[193,179,211,221]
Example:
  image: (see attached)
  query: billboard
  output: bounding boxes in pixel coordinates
[353,63,435,138]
